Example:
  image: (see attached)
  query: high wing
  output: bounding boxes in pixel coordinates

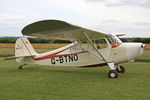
[22,20,107,42]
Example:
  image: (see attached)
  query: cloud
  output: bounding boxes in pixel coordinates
[85,0,150,8]
[134,22,150,26]
[93,22,150,37]
[85,0,106,2]
[101,20,119,24]
[107,0,150,8]
[0,0,150,37]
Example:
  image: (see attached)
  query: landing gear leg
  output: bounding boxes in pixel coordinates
[116,65,125,73]
[107,63,118,78]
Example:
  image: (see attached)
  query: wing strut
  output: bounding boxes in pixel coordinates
[83,32,107,63]
[83,32,116,70]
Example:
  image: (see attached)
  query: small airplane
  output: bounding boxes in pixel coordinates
[14,19,145,78]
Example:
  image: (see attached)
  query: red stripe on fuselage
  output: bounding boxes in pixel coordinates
[33,46,88,61]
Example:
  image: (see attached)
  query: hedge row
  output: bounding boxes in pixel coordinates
[0,37,71,43]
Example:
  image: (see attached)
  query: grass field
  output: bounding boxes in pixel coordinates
[0,43,150,100]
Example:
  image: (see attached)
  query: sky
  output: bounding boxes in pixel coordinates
[0,0,150,37]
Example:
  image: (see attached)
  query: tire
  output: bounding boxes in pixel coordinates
[116,65,125,73]
[18,66,22,70]
[108,70,118,78]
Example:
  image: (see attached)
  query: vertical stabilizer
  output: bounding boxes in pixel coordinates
[15,37,37,57]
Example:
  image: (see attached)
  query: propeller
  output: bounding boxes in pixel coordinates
[141,44,146,48]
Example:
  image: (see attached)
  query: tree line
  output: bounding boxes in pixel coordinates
[0,37,71,43]
[120,38,150,43]
[0,37,150,43]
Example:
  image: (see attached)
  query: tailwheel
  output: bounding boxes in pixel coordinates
[116,65,125,73]
[108,70,118,78]
[18,65,23,70]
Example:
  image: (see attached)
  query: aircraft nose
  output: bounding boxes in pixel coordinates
[126,43,144,61]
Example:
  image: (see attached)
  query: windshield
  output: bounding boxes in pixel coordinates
[108,34,122,44]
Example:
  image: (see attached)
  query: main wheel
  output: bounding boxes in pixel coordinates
[108,70,118,78]
[116,65,125,73]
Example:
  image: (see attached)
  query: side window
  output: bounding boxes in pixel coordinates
[95,38,108,49]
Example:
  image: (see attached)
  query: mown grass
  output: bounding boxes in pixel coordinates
[0,57,150,100]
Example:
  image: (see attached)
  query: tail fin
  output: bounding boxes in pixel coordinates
[15,37,37,57]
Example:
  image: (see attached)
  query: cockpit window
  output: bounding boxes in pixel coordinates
[108,34,122,44]
[95,38,108,49]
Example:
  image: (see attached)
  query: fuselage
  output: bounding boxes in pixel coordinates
[16,41,144,67]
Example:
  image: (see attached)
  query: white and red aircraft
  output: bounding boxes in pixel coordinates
[14,20,145,78]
